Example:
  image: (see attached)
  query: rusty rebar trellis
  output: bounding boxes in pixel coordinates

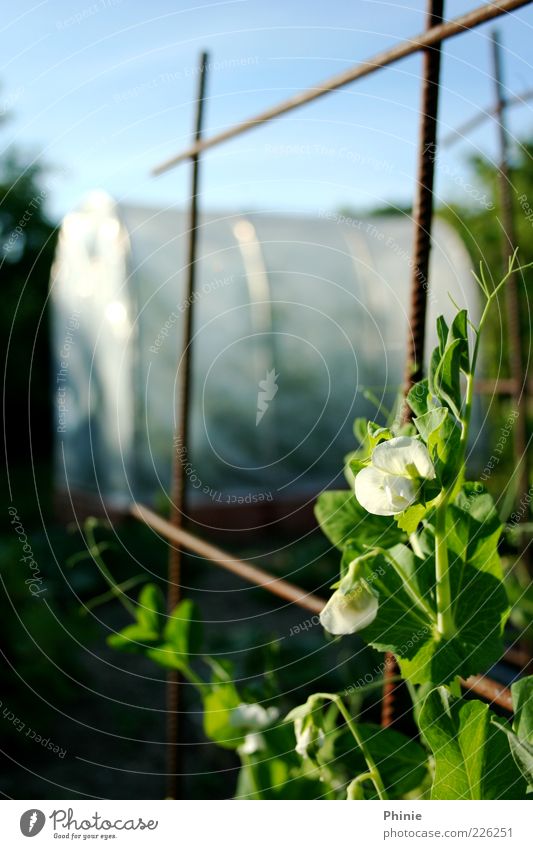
[138,0,531,793]
[166,50,209,800]
[151,0,528,175]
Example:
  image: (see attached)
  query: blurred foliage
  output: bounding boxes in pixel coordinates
[439,140,533,377]
[1,142,56,462]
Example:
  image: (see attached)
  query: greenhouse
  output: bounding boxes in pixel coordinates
[51,191,476,512]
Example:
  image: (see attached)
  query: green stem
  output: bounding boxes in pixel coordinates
[434,495,455,639]
[85,521,137,617]
[240,753,262,800]
[347,772,374,799]
[370,546,436,622]
[315,693,388,800]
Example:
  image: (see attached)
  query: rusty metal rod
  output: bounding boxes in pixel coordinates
[475,377,533,395]
[132,502,324,613]
[130,501,513,710]
[402,0,444,400]
[504,645,533,670]
[461,674,513,711]
[491,31,530,545]
[442,86,533,148]
[166,50,209,801]
[151,0,530,176]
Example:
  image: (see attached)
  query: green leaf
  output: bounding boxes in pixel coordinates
[356,541,508,688]
[136,583,165,633]
[145,643,188,672]
[394,487,507,685]
[427,347,441,401]
[324,723,428,798]
[414,405,461,486]
[492,718,533,794]
[353,417,368,446]
[203,684,244,749]
[346,776,367,799]
[414,406,448,447]
[396,503,427,534]
[367,421,392,451]
[407,378,430,417]
[106,623,160,653]
[164,599,203,658]
[433,338,463,417]
[447,309,470,373]
[512,677,533,743]
[235,723,325,799]
[492,677,533,792]
[448,485,504,580]
[314,490,404,553]
[436,315,449,353]
[346,454,367,481]
[419,689,526,799]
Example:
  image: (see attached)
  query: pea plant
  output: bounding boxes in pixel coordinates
[106,254,532,799]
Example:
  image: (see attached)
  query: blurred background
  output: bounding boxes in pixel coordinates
[1,0,532,799]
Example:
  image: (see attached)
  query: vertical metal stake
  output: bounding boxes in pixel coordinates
[402,0,445,402]
[383,0,444,729]
[166,50,209,799]
[491,31,530,547]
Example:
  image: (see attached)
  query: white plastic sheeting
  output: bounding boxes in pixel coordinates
[50,192,477,509]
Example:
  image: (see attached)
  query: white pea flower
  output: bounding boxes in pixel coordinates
[294,716,324,759]
[230,703,279,731]
[354,436,435,516]
[319,559,378,636]
[239,732,265,755]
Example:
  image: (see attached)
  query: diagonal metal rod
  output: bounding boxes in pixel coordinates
[133,502,324,613]
[441,86,533,148]
[166,49,209,801]
[150,0,530,176]
[130,502,514,712]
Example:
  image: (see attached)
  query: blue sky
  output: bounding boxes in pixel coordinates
[2,0,533,221]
